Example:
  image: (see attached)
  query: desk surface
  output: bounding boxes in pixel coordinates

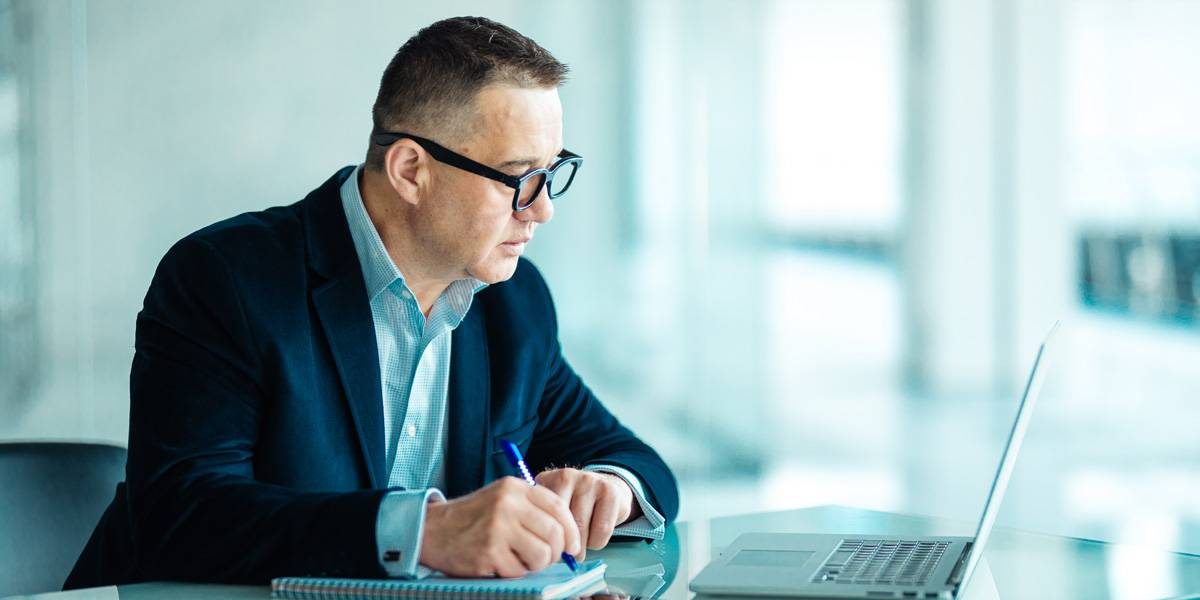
[10,505,1200,600]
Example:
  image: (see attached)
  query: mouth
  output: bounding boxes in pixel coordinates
[499,236,532,256]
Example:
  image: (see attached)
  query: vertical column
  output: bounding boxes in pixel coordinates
[624,0,769,479]
[682,0,769,474]
[0,0,39,416]
[901,0,1001,398]
[903,0,1070,399]
[19,0,96,438]
[1009,0,1071,383]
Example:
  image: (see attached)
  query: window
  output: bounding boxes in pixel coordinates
[1068,0,1200,326]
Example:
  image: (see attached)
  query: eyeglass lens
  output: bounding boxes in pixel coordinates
[515,161,580,210]
[516,173,546,209]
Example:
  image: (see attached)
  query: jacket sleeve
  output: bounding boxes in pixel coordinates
[124,235,388,583]
[520,269,680,525]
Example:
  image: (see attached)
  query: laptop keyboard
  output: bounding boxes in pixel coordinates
[811,539,949,586]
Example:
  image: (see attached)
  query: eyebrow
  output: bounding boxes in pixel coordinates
[497,148,565,171]
[497,158,537,170]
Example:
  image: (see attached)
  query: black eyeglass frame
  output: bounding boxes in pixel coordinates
[371,131,582,212]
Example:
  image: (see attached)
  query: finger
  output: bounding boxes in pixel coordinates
[493,548,532,579]
[507,525,554,575]
[588,490,621,549]
[515,496,566,560]
[569,487,596,556]
[528,485,580,556]
[533,468,560,487]
[535,469,574,502]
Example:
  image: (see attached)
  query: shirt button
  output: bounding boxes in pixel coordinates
[407,424,417,437]
[401,290,412,300]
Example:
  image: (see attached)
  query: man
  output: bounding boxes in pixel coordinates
[65,16,677,587]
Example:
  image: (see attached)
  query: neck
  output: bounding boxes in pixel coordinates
[358,167,455,316]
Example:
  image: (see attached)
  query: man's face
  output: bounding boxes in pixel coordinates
[419,84,563,284]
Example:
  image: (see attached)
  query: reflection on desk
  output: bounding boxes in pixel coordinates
[7,506,1199,600]
[600,527,679,599]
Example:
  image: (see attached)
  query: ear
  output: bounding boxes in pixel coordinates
[383,139,426,206]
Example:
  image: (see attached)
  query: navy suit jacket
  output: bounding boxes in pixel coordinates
[64,167,678,588]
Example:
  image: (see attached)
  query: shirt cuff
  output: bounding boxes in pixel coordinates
[376,488,445,578]
[582,464,666,540]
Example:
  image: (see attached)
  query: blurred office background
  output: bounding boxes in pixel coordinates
[1,0,1197,576]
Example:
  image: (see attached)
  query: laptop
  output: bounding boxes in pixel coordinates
[689,322,1060,599]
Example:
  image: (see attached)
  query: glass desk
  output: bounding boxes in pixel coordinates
[11,505,1200,600]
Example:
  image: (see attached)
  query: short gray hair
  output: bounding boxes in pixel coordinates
[365,16,569,171]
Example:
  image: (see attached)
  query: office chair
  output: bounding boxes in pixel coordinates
[0,441,126,596]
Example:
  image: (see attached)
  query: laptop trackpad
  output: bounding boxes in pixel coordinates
[729,549,816,568]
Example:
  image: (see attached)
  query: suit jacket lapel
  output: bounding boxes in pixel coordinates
[304,167,386,488]
[312,279,385,488]
[446,306,490,498]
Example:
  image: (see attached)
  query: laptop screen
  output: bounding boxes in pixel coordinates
[957,321,1060,591]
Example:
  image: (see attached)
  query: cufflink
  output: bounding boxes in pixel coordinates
[383,550,402,562]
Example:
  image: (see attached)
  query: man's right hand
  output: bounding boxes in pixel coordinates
[419,476,583,578]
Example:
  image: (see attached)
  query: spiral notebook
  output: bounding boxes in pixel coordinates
[271,560,607,600]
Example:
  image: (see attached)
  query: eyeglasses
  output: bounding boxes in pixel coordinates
[371,131,583,212]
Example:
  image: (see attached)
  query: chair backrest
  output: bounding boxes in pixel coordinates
[0,441,126,596]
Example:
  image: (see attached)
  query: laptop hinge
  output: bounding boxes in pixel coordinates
[945,542,973,586]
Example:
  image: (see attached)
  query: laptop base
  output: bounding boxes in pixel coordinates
[689,532,971,599]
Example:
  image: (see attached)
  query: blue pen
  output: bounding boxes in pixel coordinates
[499,439,579,573]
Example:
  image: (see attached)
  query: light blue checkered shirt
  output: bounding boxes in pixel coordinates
[339,166,663,578]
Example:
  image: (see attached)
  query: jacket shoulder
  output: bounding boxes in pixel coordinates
[183,203,304,263]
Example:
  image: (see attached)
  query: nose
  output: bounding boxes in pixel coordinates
[516,184,554,224]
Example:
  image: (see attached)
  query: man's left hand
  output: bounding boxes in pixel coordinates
[534,468,642,559]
